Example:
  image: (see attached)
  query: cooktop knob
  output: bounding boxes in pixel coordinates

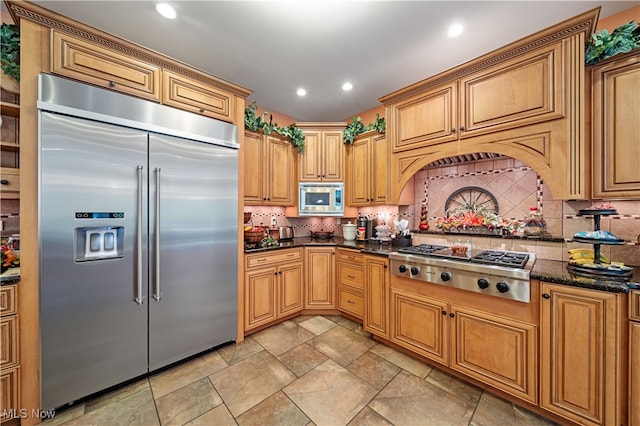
[496,282,510,293]
[410,266,420,276]
[399,264,407,273]
[440,271,452,281]
[477,278,489,289]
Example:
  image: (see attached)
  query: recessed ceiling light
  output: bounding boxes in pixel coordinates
[342,82,353,91]
[155,3,176,20]
[448,23,464,38]
[296,88,307,97]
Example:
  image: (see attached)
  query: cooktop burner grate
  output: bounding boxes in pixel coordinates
[470,250,529,269]
[397,244,448,255]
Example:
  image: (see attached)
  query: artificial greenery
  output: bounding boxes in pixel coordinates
[244,102,305,153]
[585,21,640,65]
[343,113,386,144]
[0,23,20,82]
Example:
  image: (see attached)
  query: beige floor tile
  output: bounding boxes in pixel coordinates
[40,405,85,426]
[470,391,515,426]
[347,352,401,390]
[217,335,264,365]
[155,377,223,426]
[149,351,228,399]
[309,325,376,367]
[298,315,338,335]
[369,343,432,379]
[252,320,316,356]
[61,387,159,426]
[348,407,393,426]
[513,404,558,425]
[236,391,310,426]
[278,343,328,377]
[425,368,483,406]
[369,371,475,426]
[185,404,237,426]
[284,359,378,426]
[83,379,150,414]
[209,350,296,417]
[326,315,361,331]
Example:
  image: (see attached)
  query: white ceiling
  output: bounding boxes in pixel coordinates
[27,1,636,122]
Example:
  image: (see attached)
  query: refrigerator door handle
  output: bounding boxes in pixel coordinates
[135,165,144,305]
[153,167,161,301]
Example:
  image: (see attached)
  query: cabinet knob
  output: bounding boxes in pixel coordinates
[459,126,465,131]
[449,313,455,318]
[441,310,447,315]
[109,81,116,87]
[451,128,456,133]
[542,293,551,299]
[279,271,283,275]
[384,264,388,269]
[199,108,205,113]
[0,179,8,185]
[274,272,278,276]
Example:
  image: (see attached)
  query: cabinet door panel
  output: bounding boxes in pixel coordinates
[162,70,233,122]
[348,137,370,205]
[52,31,160,102]
[266,136,294,205]
[393,83,457,151]
[0,316,18,367]
[299,132,322,182]
[592,54,640,198]
[305,248,335,308]
[460,43,563,137]
[391,288,448,365]
[243,131,264,203]
[337,287,364,318]
[371,136,388,203]
[540,283,620,425]
[278,263,303,317]
[322,131,344,181]
[245,268,277,330]
[364,257,389,338]
[630,321,640,426]
[0,366,19,422]
[450,306,537,403]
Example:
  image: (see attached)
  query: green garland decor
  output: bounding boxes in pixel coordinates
[585,21,640,65]
[343,113,386,144]
[0,23,20,82]
[244,102,305,153]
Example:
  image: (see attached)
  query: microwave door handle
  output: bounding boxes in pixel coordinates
[135,165,144,305]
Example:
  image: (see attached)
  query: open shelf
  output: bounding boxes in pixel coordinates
[0,101,19,117]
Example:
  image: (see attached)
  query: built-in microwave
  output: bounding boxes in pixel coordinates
[298,182,344,216]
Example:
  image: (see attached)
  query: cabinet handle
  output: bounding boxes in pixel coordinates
[0,179,8,185]
[109,81,116,87]
[257,258,266,262]
[287,253,294,257]
[441,310,447,315]
[347,300,355,304]
[347,274,356,279]
[542,293,550,299]
[449,313,455,318]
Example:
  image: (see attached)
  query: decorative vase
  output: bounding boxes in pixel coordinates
[0,69,20,94]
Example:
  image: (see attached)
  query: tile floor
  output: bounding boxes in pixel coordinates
[42,315,556,426]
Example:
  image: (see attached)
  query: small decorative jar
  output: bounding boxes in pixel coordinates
[523,207,546,236]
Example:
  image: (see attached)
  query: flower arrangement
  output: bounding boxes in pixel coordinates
[435,207,523,235]
[1,243,19,273]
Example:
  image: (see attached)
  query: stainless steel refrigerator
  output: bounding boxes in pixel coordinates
[38,74,238,410]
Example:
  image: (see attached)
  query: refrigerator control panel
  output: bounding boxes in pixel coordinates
[74,226,124,262]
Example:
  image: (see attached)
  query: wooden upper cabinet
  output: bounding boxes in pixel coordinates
[347,132,387,206]
[296,123,346,182]
[244,131,295,206]
[540,282,623,426]
[459,42,563,138]
[390,82,457,151]
[51,30,161,102]
[590,51,640,199]
[371,135,388,203]
[162,70,234,122]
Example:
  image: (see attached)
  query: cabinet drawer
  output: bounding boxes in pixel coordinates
[162,70,234,122]
[0,167,19,198]
[337,263,364,289]
[52,30,161,102]
[0,316,18,367]
[0,366,20,421]
[338,286,364,318]
[246,248,302,269]
[336,248,363,264]
[631,290,640,321]
[0,285,17,316]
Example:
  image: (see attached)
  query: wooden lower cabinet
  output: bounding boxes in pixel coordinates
[304,247,336,309]
[0,284,19,424]
[244,249,303,331]
[540,282,623,426]
[336,248,364,319]
[363,256,389,338]
[630,321,640,426]
[390,287,537,404]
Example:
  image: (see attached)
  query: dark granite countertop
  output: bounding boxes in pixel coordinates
[0,267,20,285]
[245,238,638,293]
